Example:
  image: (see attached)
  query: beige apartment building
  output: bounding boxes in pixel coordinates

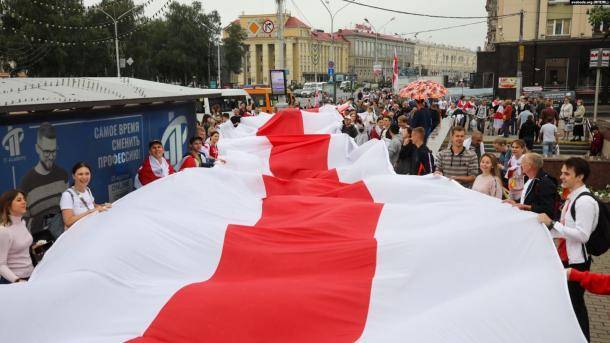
[338,26,415,82]
[413,41,477,82]
[224,13,349,86]
[486,0,595,48]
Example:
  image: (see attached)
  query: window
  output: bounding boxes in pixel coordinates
[546,19,571,36]
[544,58,569,88]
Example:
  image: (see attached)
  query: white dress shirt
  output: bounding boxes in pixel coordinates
[551,185,600,265]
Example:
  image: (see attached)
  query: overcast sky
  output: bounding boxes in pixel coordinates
[86,0,488,50]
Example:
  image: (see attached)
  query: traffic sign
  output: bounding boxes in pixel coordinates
[328,61,335,69]
[262,20,275,33]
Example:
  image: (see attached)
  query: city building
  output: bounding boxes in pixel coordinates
[478,0,609,101]
[224,13,349,86]
[338,25,415,82]
[486,0,595,49]
[413,41,477,82]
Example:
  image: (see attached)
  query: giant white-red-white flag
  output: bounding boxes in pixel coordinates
[0,108,586,342]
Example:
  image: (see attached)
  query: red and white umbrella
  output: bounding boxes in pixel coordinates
[399,80,448,100]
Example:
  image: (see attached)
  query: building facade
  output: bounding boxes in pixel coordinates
[224,13,349,86]
[479,0,607,100]
[413,41,477,82]
[486,0,595,49]
[338,26,415,82]
[477,38,610,103]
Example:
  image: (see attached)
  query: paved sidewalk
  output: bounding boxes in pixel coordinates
[587,252,610,343]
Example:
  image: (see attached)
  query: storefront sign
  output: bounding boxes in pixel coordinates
[590,48,610,68]
[523,86,543,92]
[498,77,517,89]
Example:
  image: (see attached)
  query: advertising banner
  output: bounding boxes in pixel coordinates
[498,77,517,89]
[270,69,287,96]
[1,103,195,233]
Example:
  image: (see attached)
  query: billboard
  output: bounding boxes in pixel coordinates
[270,69,287,96]
[0,103,196,233]
[498,77,517,89]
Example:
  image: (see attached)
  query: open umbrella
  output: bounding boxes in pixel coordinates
[399,80,448,100]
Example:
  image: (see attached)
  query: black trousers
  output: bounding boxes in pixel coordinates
[564,259,591,342]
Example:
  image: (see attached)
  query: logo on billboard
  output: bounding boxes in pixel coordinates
[161,115,188,167]
[2,126,24,157]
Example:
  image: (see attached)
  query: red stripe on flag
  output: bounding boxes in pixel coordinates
[267,135,335,180]
[263,175,374,201]
[257,108,304,136]
[130,132,382,342]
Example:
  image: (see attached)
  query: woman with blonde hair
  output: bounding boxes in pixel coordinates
[472,153,503,199]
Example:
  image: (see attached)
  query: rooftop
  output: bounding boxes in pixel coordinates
[338,29,412,44]
[0,77,221,114]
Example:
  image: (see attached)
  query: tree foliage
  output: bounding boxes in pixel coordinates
[0,0,245,85]
[588,6,610,32]
[223,22,248,74]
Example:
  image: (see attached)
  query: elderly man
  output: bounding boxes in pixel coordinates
[505,153,559,219]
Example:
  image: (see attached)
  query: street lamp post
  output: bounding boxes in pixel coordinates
[99,6,140,78]
[320,0,351,103]
[365,17,395,85]
[202,21,222,89]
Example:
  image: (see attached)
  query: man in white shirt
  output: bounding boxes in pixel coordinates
[518,108,533,130]
[538,158,600,341]
[539,118,558,157]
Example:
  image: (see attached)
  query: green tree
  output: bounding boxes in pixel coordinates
[0,0,225,83]
[588,5,610,32]
[222,22,247,74]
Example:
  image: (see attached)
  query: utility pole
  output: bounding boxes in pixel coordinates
[365,17,395,85]
[99,5,140,78]
[321,1,351,103]
[516,10,524,99]
[202,21,222,88]
[217,29,222,89]
[276,0,287,107]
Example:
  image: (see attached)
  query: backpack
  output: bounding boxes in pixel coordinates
[44,188,92,240]
[570,192,610,256]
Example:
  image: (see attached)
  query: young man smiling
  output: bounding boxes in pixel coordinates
[538,158,600,341]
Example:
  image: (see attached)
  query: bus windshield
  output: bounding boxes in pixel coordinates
[208,96,247,113]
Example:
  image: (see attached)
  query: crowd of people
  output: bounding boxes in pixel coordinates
[0,90,607,342]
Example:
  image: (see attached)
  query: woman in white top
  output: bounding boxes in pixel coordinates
[60,162,111,230]
[559,97,573,141]
[472,153,503,199]
[506,139,526,201]
[0,190,34,284]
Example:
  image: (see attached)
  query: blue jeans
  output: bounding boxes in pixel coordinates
[542,141,555,157]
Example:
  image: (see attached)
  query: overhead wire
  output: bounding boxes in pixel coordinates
[397,20,488,36]
[2,0,172,46]
[289,0,313,28]
[29,0,136,14]
[340,0,521,20]
[2,0,157,31]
